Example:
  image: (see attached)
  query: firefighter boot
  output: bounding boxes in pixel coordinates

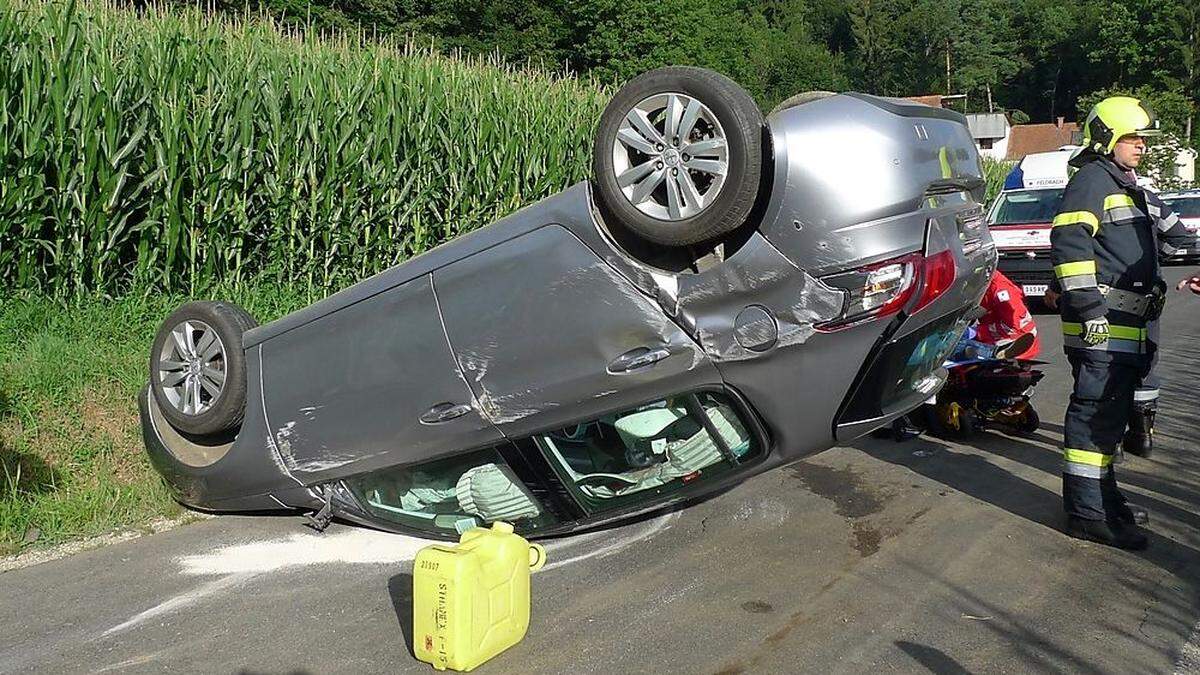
[1066,517,1149,550]
[1122,401,1156,458]
[1114,503,1149,526]
[1102,471,1149,525]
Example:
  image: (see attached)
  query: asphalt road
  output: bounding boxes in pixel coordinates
[4,268,1200,675]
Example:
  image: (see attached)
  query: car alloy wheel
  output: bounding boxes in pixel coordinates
[591,67,763,247]
[157,319,227,416]
[611,92,729,222]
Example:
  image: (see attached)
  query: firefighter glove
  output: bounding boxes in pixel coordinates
[1082,317,1110,346]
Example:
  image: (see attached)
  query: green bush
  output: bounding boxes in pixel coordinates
[0,0,608,296]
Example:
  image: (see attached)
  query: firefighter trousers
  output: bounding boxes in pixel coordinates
[1133,320,1160,407]
[1062,350,1145,520]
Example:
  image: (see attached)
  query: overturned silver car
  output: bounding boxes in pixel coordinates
[140,67,996,538]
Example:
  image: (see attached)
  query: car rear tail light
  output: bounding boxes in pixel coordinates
[816,249,959,332]
[816,253,920,332]
[911,249,956,312]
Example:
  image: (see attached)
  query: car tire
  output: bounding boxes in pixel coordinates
[150,301,258,437]
[591,66,764,247]
[956,408,979,436]
[1015,406,1040,435]
[769,90,836,116]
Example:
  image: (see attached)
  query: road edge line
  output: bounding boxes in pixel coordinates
[0,513,211,574]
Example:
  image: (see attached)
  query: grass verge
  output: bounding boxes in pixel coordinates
[0,284,315,555]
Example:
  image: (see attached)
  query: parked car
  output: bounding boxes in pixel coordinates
[986,150,1072,302]
[140,67,995,539]
[1162,189,1200,261]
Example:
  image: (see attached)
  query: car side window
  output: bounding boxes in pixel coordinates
[535,391,761,512]
[343,448,556,535]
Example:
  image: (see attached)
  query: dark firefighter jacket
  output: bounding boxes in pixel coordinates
[1050,153,1196,363]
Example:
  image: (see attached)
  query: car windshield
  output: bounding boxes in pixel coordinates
[1164,196,1200,218]
[989,189,1063,225]
[536,391,760,513]
[343,448,558,535]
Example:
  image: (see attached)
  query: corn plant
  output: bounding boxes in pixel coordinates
[981,156,1015,207]
[0,0,608,296]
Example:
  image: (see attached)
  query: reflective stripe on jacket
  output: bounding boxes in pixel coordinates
[1049,154,1196,358]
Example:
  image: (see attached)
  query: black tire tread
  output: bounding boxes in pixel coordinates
[769,90,837,116]
[150,300,257,437]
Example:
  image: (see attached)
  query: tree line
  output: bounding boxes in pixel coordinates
[200,0,1199,143]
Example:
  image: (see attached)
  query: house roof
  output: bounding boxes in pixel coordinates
[1006,122,1080,160]
[965,113,1009,140]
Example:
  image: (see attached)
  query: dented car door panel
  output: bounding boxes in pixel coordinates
[259,274,503,483]
[433,224,722,439]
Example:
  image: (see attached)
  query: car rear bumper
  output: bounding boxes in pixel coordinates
[832,308,966,441]
[832,210,996,441]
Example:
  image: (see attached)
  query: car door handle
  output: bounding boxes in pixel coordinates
[608,346,672,374]
[420,402,474,425]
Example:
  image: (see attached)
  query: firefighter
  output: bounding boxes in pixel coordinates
[1050,96,1196,550]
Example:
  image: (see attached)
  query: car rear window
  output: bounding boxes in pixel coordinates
[1164,196,1200,218]
[989,189,1063,225]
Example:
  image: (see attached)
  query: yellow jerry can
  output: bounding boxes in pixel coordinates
[413,521,547,671]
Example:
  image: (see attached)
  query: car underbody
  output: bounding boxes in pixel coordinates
[142,73,996,540]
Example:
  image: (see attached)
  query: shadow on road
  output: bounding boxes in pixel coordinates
[858,435,1061,527]
[882,557,1187,674]
[859,312,1200,671]
[388,571,417,659]
[855,431,1200,580]
[895,640,971,674]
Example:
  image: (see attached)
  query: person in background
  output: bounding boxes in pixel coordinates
[971,270,1041,360]
[882,270,1037,441]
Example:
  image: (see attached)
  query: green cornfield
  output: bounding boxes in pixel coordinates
[0,0,608,296]
[982,156,1015,207]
